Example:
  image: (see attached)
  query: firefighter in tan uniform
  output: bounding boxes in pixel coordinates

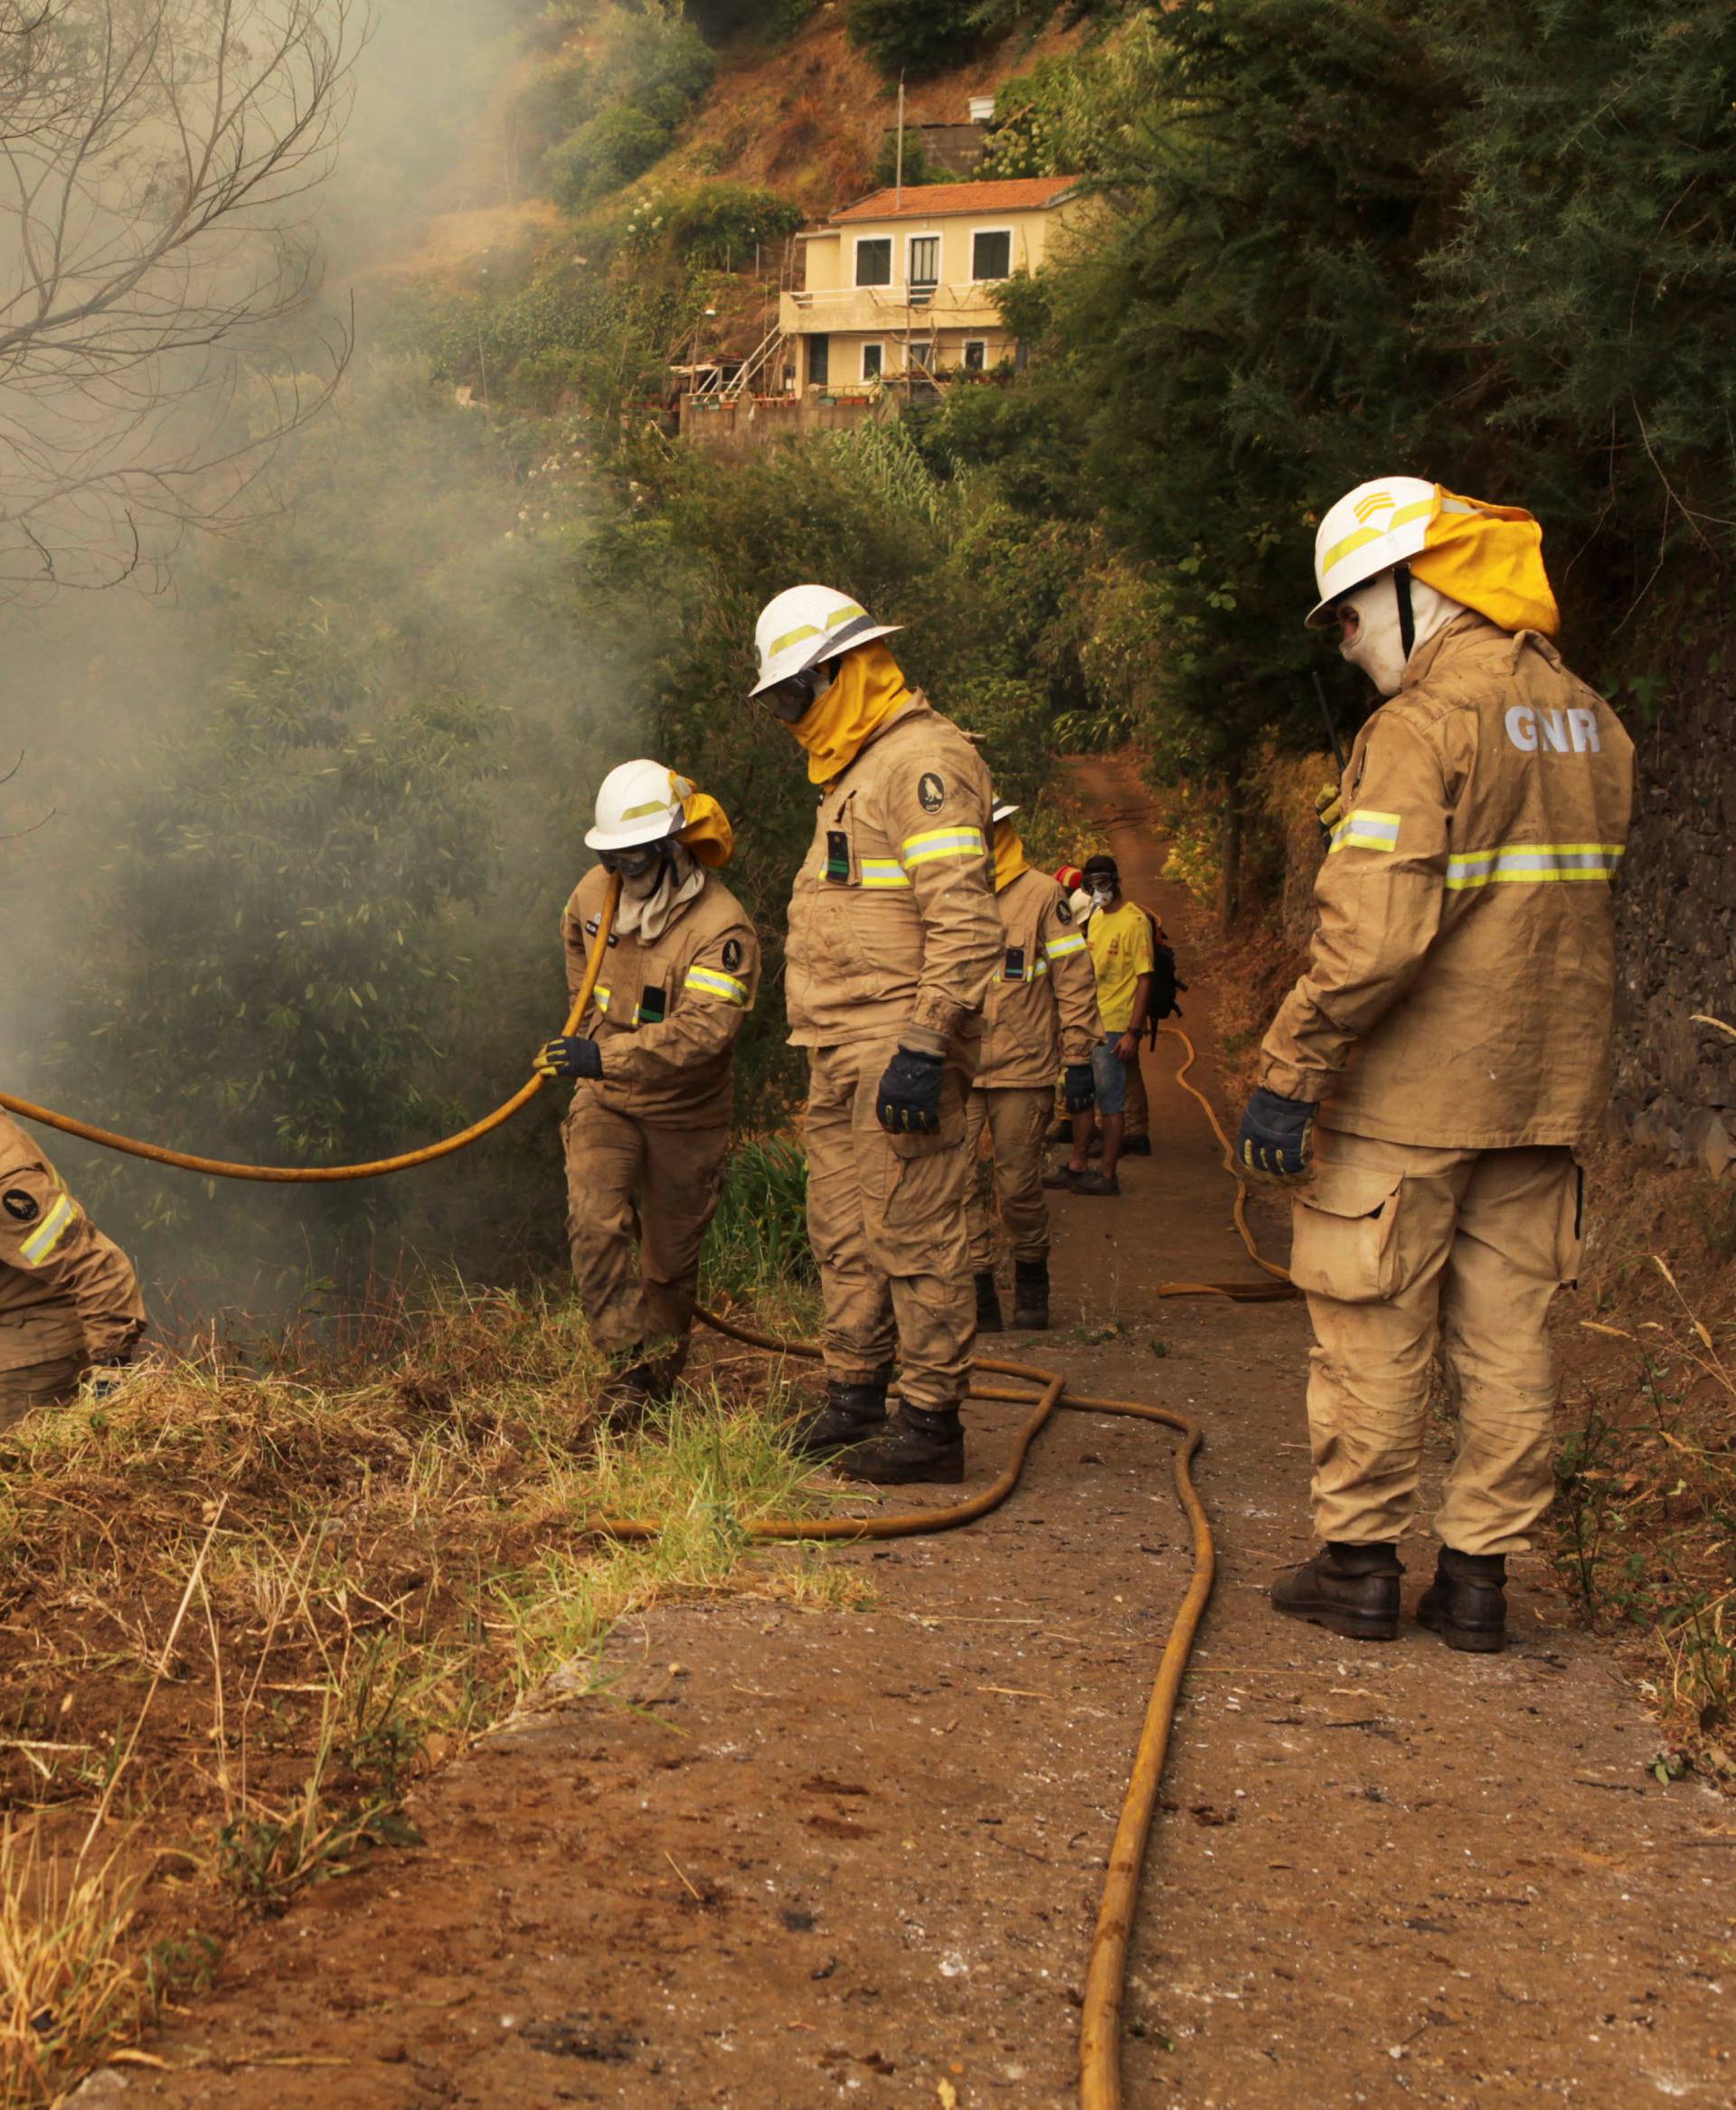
[0,1112,146,1423]
[968,801,1100,1333]
[535,761,759,1423]
[1238,478,1635,1653]
[751,584,1000,1484]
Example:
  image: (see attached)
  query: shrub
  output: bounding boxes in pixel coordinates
[546,104,671,204]
[846,0,983,80]
[661,183,804,268]
[869,127,947,191]
[538,3,718,205]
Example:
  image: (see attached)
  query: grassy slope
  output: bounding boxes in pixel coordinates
[0,1279,854,2102]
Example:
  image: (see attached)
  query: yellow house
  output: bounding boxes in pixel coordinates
[778,175,1088,391]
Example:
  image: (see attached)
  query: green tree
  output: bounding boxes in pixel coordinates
[847,0,983,80]
[49,610,506,1295]
[943,0,1466,909]
[1422,0,1736,580]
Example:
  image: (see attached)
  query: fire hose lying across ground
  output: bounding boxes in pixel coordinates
[0,869,1294,2110]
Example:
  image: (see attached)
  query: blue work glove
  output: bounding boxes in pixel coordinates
[1237,1088,1318,1182]
[83,1352,143,1405]
[534,1036,603,1081]
[1063,1062,1096,1114]
[875,1047,945,1135]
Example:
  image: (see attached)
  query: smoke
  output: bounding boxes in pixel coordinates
[0,0,653,1327]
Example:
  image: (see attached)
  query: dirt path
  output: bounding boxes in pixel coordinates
[118,760,1733,2110]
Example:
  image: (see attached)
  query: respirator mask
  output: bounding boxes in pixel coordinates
[758,656,836,724]
[1084,859,1118,909]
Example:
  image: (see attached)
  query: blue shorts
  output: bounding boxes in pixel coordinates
[1091,1035,1131,1117]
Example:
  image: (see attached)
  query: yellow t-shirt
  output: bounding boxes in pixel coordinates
[1086,900,1155,1034]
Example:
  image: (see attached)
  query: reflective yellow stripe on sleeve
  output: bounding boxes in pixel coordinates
[20,1192,78,1267]
[860,856,913,890]
[1044,932,1087,959]
[900,825,988,869]
[1445,843,1626,890]
[684,965,750,1006]
[1327,810,1402,854]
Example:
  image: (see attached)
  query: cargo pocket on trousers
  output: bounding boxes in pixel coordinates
[1554,1157,1585,1286]
[1288,1162,1407,1305]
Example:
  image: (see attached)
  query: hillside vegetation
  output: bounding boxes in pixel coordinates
[17,0,1736,1302]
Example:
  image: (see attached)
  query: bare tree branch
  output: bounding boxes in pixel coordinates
[0,0,365,598]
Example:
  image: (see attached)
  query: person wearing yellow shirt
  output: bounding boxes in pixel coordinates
[1047,852,1152,1197]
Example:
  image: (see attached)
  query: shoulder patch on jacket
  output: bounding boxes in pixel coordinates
[2,1189,39,1224]
[918,772,945,813]
[1055,895,1072,925]
[722,936,743,973]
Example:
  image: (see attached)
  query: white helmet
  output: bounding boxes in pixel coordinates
[1307,476,1438,629]
[751,583,901,697]
[991,799,1020,824]
[585,758,686,852]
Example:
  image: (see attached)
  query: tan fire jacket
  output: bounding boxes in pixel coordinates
[975,868,1102,1090]
[786,693,1000,1055]
[561,865,760,1126]
[0,1113,146,1373]
[1260,616,1635,1148]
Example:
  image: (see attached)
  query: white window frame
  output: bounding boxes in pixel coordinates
[969,224,1015,283]
[860,340,884,381]
[853,233,893,289]
[962,338,988,372]
[906,231,941,291]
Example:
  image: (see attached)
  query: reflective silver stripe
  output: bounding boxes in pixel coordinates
[860,856,913,890]
[1327,809,1401,854]
[684,965,749,1006]
[900,825,987,868]
[20,1192,77,1267]
[1445,842,1627,890]
[1044,932,1087,959]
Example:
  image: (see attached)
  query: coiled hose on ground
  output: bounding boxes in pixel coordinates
[0,871,1292,2109]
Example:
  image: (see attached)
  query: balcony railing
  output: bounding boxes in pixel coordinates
[778,283,1008,334]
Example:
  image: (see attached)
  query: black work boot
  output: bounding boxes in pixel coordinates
[790,1374,890,1461]
[600,1359,666,1434]
[1270,1541,1402,1642]
[1417,1547,1508,1653]
[1011,1257,1050,1331]
[838,1403,965,1486]
[974,1271,1004,1333]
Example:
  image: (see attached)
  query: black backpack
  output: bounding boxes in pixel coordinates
[1142,909,1185,1039]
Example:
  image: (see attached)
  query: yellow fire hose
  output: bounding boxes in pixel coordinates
[0,880,623,1179]
[0,870,1291,2109]
[606,1034,1293,2110]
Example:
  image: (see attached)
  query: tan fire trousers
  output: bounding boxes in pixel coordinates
[0,1352,83,1430]
[804,1038,975,1414]
[965,1087,1052,1270]
[563,1095,730,1375]
[1288,1128,1582,1558]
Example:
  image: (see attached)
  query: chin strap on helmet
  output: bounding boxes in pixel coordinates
[1392,561,1416,663]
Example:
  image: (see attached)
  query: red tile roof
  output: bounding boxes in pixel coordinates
[829,177,1084,225]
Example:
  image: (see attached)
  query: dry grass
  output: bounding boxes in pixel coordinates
[1552,1147,1736,1787]
[0,1283,852,2102]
